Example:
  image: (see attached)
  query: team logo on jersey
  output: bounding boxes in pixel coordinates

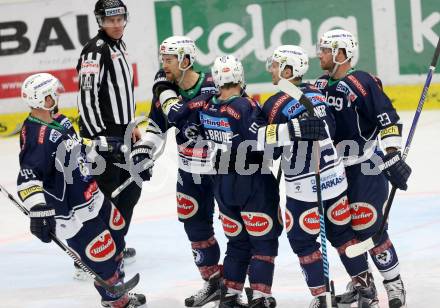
[285,208,294,232]
[85,230,116,262]
[49,129,62,143]
[219,212,242,237]
[350,202,377,231]
[192,249,204,265]
[327,196,351,225]
[299,208,320,235]
[374,249,394,267]
[109,203,126,231]
[96,39,104,47]
[241,212,273,236]
[176,192,199,219]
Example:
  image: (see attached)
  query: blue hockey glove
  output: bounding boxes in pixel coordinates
[130,141,154,181]
[289,116,327,140]
[29,203,56,243]
[379,151,412,190]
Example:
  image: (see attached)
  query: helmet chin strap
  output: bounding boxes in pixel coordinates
[329,54,351,78]
[177,61,192,86]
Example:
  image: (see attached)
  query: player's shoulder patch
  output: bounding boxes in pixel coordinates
[59,116,73,130]
[49,129,62,143]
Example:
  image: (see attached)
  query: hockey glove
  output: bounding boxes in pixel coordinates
[289,116,327,141]
[152,69,179,98]
[83,136,128,160]
[29,203,56,243]
[130,140,154,181]
[379,151,412,190]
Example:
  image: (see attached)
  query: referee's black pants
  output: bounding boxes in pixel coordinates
[95,155,142,236]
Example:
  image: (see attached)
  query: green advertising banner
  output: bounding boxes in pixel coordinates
[154,0,440,85]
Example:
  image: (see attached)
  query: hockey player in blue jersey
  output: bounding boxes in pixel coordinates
[141,36,221,307]
[155,55,282,308]
[316,29,411,308]
[17,73,146,308]
[257,45,377,307]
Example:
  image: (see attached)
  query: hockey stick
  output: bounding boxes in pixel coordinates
[278,78,333,307]
[346,37,440,258]
[0,184,140,297]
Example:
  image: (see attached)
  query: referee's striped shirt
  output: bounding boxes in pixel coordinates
[76,30,135,138]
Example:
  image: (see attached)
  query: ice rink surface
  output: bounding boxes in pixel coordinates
[0,111,439,308]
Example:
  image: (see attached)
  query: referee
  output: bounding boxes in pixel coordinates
[75,0,141,278]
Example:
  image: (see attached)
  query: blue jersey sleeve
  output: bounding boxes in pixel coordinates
[347,72,402,149]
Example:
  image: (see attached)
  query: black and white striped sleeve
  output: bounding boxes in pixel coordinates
[77,50,106,137]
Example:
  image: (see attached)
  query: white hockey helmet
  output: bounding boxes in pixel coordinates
[267,45,309,80]
[21,73,62,111]
[318,29,358,64]
[211,55,245,89]
[159,35,197,71]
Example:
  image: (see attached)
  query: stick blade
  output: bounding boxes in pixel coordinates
[346,238,376,258]
[278,78,303,100]
[108,273,140,297]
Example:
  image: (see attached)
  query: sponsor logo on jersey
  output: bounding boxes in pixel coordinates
[220,212,242,237]
[336,81,358,103]
[49,129,62,143]
[83,181,98,201]
[346,75,368,96]
[219,105,241,120]
[18,185,43,201]
[327,196,351,225]
[304,92,327,105]
[109,203,126,231]
[200,86,217,94]
[80,59,100,75]
[380,125,400,138]
[200,114,231,131]
[265,124,277,145]
[188,100,206,110]
[324,91,344,111]
[350,202,377,231]
[85,230,116,262]
[285,208,294,232]
[241,212,273,236]
[314,79,328,89]
[38,125,47,144]
[282,99,305,119]
[176,192,199,219]
[269,93,289,123]
[311,173,345,192]
[299,207,320,234]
